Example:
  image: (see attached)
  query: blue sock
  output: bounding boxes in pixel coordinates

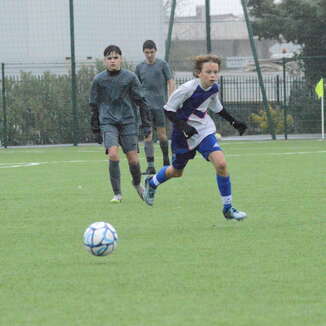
[149,166,169,189]
[217,175,232,212]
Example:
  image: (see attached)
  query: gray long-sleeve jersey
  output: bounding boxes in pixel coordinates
[135,58,172,110]
[89,69,151,131]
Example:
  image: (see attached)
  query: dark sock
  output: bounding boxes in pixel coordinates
[144,141,155,168]
[146,157,155,168]
[109,160,121,195]
[159,139,170,165]
[129,162,141,186]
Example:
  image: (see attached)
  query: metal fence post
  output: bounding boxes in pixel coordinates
[69,0,79,146]
[276,75,280,104]
[241,0,276,140]
[282,58,288,140]
[1,63,8,148]
[205,0,211,53]
[165,0,176,63]
[220,75,224,103]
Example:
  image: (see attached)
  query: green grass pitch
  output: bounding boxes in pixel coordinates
[0,139,325,326]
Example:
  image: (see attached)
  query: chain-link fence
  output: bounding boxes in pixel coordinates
[176,59,325,138]
[1,58,324,146]
[0,63,95,146]
[0,1,325,146]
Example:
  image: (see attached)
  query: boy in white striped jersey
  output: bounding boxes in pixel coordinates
[143,55,248,220]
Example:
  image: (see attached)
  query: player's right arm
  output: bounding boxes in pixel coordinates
[164,84,198,139]
[89,78,102,143]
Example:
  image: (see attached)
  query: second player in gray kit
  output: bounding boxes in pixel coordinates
[90,45,151,203]
[135,40,175,175]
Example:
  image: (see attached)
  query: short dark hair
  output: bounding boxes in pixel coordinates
[143,40,157,51]
[104,45,122,57]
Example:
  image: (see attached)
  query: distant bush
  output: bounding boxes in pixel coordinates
[250,106,294,134]
[2,59,136,145]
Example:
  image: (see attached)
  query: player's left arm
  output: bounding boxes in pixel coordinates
[167,79,176,98]
[129,74,152,136]
[210,94,247,136]
[162,61,175,98]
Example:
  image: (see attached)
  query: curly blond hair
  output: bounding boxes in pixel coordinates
[193,55,221,77]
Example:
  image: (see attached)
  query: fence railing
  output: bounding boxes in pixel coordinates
[0,62,323,146]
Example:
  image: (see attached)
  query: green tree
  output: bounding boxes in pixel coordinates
[248,0,326,83]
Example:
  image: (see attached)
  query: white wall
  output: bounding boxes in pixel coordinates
[171,19,248,41]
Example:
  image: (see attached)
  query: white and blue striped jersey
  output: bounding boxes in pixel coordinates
[164,79,223,150]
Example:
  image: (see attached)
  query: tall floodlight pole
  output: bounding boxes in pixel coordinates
[69,0,79,146]
[165,0,177,63]
[205,0,212,53]
[240,0,276,139]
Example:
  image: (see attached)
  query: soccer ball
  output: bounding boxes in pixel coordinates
[83,222,118,256]
[215,132,222,141]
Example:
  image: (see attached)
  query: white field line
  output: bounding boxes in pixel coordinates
[226,150,326,157]
[0,150,46,154]
[0,160,106,168]
[0,162,41,168]
[0,150,325,169]
[0,149,102,154]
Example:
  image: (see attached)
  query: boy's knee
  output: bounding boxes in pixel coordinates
[128,158,139,166]
[216,161,227,174]
[108,153,119,161]
[173,170,183,178]
[144,134,153,142]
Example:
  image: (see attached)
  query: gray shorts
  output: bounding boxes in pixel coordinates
[103,123,137,154]
[150,109,166,128]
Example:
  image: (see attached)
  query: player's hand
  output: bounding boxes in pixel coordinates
[183,124,198,139]
[232,120,247,136]
[142,126,152,138]
[91,111,100,133]
[94,132,103,144]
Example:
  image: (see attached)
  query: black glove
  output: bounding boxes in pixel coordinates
[94,132,103,144]
[142,126,152,138]
[232,120,247,136]
[217,108,247,136]
[164,110,198,139]
[182,124,198,139]
[90,105,100,133]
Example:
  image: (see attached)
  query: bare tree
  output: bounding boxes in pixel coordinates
[162,0,190,16]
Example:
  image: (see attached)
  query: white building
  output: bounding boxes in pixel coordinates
[0,0,165,68]
[171,6,248,41]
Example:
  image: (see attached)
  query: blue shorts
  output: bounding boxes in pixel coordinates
[172,133,222,170]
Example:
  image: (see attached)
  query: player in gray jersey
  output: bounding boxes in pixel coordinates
[90,45,151,203]
[135,40,175,175]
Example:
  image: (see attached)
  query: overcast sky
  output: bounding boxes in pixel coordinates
[179,0,243,16]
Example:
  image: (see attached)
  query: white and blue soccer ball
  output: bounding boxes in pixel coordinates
[83,222,118,256]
